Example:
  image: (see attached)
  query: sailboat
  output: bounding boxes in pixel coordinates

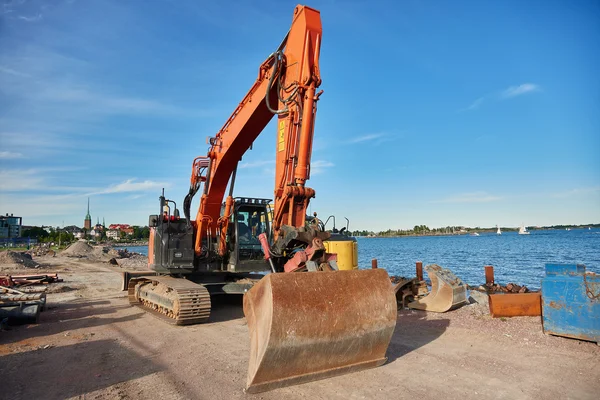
[518,224,530,235]
[496,225,502,235]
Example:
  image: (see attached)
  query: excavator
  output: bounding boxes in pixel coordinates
[126,5,397,393]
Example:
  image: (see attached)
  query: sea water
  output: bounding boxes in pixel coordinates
[116,228,599,290]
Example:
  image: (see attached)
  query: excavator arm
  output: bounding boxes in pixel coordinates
[185,5,323,260]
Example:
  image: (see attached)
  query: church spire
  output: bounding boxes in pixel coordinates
[84,197,92,230]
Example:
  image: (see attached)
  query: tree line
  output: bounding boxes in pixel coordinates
[351,225,466,237]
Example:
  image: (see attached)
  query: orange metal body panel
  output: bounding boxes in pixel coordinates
[488,292,542,317]
[148,227,155,266]
[191,5,323,254]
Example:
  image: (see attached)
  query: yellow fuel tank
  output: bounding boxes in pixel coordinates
[324,233,358,270]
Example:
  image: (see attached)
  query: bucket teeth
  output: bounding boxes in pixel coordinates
[243,269,397,393]
[408,264,468,312]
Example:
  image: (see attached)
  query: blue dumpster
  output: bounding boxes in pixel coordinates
[541,264,600,344]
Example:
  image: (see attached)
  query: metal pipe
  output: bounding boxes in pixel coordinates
[294,84,316,184]
[229,166,237,197]
[203,157,213,196]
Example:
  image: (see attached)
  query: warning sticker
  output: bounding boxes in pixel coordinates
[278,120,285,152]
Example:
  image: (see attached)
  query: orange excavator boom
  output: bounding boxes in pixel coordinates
[187,5,323,258]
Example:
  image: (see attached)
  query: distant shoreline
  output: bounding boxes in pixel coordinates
[355,226,598,238]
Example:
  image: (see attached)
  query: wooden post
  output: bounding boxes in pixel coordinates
[416,261,423,281]
[371,259,378,269]
[485,265,494,285]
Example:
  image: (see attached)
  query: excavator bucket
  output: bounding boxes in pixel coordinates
[408,264,468,312]
[243,268,397,393]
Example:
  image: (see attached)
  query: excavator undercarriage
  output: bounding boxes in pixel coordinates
[128,276,211,325]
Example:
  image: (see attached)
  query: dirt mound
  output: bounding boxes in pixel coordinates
[0,251,39,268]
[115,253,148,270]
[61,241,95,258]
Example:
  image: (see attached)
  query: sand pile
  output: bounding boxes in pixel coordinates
[61,240,95,258]
[114,253,148,270]
[0,251,39,269]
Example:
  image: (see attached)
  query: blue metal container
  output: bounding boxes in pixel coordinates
[541,264,600,343]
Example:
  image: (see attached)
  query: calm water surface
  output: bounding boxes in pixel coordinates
[117,228,599,290]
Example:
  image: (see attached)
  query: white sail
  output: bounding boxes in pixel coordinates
[518,224,530,235]
[497,225,501,235]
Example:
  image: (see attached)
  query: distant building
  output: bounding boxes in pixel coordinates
[84,198,92,230]
[64,225,83,238]
[0,213,22,238]
[108,224,134,236]
[109,224,130,230]
[106,230,120,239]
[94,218,104,232]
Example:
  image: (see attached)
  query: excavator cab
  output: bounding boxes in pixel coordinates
[226,197,272,273]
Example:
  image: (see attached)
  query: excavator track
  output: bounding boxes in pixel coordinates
[128,276,211,325]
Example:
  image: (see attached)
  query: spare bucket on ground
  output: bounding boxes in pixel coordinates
[408,264,468,312]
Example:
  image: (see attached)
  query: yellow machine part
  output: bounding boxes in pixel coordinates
[243,268,397,393]
[324,236,358,270]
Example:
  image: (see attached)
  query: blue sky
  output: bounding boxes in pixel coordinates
[1,0,598,231]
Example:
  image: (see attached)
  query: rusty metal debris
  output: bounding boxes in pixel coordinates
[482,282,532,294]
[488,293,542,317]
[0,273,62,287]
[0,273,62,326]
[472,265,541,318]
[0,285,47,325]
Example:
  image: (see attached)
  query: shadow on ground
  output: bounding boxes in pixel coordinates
[386,309,450,363]
[0,339,162,399]
[206,294,246,323]
[0,299,142,344]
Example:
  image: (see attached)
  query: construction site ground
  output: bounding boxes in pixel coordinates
[1,253,599,400]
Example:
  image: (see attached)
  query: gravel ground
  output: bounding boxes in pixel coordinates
[0,254,598,400]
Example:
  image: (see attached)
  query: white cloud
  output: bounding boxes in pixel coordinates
[18,14,43,23]
[0,66,30,77]
[90,179,170,195]
[430,191,502,204]
[0,151,24,159]
[0,169,42,191]
[34,86,197,117]
[311,160,334,174]
[461,83,541,112]
[349,133,386,144]
[0,193,82,219]
[462,97,484,111]
[0,167,90,192]
[501,83,540,98]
